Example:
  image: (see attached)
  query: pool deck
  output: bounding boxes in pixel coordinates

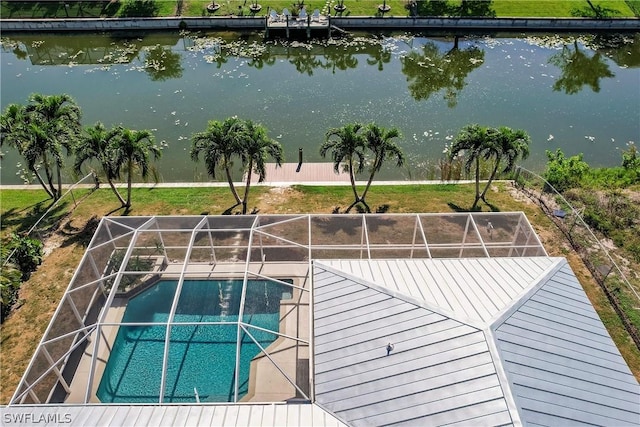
[67,298,127,404]
[242,285,310,402]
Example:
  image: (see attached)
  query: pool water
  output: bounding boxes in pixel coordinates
[96,279,289,403]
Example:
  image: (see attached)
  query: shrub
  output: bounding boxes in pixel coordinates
[118,0,159,17]
[10,234,43,281]
[1,247,22,322]
[0,235,43,321]
[543,149,590,192]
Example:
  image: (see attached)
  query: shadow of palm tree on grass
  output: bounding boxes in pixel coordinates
[1,200,69,234]
[59,215,100,248]
[447,201,501,212]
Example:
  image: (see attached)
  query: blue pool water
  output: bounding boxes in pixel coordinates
[96,279,289,403]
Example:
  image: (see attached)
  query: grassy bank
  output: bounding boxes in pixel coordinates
[1,0,636,18]
[1,183,639,404]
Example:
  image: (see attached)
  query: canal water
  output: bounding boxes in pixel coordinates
[1,31,638,184]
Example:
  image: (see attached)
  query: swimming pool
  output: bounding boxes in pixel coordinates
[96,279,289,403]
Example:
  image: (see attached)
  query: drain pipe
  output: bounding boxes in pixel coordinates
[194,387,200,403]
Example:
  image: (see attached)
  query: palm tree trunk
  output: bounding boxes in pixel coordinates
[242,160,253,215]
[471,156,481,210]
[359,160,379,213]
[108,179,127,207]
[480,160,500,203]
[225,165,242,205]
[126,158,133,208]
[56,164,63,200]
[31,167,55,199]
[345,157,360,212]
[42,154,58,200]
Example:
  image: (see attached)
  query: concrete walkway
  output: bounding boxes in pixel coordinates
[0,179,477,190]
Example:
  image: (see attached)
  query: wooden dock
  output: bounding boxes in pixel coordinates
[247,162,350,184]
[265,12,331,38]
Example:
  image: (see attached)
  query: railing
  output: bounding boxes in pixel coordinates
[514,166,640,349]
[2,172,99,268]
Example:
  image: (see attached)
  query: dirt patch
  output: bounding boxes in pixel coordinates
[255,186,305,213]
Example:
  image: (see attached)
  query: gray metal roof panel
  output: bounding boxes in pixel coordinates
[315,320,480,374]
[319,258,557,324]
[313,263,512,427]
[517,394,639,426]
[495,262,640,426]
[348,385,507,427]
[315,310,440,355]
[315,338,490,395]
[438,409,513,427]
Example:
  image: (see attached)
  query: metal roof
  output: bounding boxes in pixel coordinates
[312,258,640,427]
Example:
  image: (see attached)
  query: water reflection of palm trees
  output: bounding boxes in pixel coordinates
[366,43,392,71]
[549,39,614,94]
[288,49,323,75]
[401,39,484,107]
[142,45,183,81]
[590,33,640,69]
[247,52,276,69]
[321,48,358,73]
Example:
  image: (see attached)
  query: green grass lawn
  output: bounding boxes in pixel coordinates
[188,0,637,17]
[1,0,637,18]
[493,0,634,17]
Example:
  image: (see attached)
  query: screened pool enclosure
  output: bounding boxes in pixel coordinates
[11,213,546,405]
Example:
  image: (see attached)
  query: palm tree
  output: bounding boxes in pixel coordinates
[238,120,284,214]
[74,122,127,206]
[320,123,366,212]
[26,93,82,199]
[190,117,245,206]
[478,126,530,204]
[0,104,26,151]
[109,126,161,209]
[449,124,492,210]
[358,123,404,212]
[21,121,65,200]
[1,94,81,200]
[0,104,50,189]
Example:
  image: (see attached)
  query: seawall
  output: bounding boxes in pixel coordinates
[0,16,638,32]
